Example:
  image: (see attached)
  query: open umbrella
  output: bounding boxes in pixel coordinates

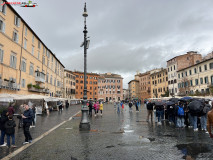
[180,97,192,100]
[155,101,165,106]
[169,98,179,103]
[166,101,175,106]
[188,100,202,111]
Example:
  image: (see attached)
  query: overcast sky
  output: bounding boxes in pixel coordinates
[13,0,213,88]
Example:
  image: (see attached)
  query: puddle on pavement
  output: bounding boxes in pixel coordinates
[176,143,213,159]
[148,138,155,142]
[124,130,134,133]
[106,145,115,148]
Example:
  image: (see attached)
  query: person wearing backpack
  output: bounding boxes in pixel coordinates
[4,114,17,148]
[177,102,185,128]
[201,100,211,132]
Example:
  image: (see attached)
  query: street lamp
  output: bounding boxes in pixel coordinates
[79,2,90,131]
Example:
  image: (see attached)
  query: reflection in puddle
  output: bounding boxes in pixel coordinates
[176,143,213,159]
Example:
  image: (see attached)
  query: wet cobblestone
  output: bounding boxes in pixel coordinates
[5,104,213,160]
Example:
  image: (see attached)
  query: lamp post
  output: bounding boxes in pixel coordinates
[79,2,90,131]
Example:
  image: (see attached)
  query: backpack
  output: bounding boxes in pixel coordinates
[178,106,184,116]
[4,120,15,135]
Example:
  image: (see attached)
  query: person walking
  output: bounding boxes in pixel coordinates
[167,104,175,125]
[8,103,15,116]
[201,100,211,132]
[129,101,133,112]
[58,101,63,113]
[93,102,97,117]
[4,114,17,148]
[135,101,139,112]
[99,102,103,116]
[117,101,120,113]
[22,104,33,144]
[31,106,36,128]
[146,100,154,122]
[176,102,185,128]
[88,101,93,117]
[120,101,124,112]
[155,102,164,125]
[17,105,25,128]
[45,102,49,115]
[0,110,8,147]
[113,101,116,110]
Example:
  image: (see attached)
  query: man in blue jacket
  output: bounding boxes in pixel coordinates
[22,104,33,144]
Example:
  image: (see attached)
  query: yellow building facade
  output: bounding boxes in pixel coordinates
[128,80,139,100]
[64,69,76,99]
[0,3,64,96]
[150,68,168,98]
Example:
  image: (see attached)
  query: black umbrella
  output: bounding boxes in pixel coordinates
[188,100,202,111]
[169,98,179,103]
[166,101,175,106]
[155,101,164,106]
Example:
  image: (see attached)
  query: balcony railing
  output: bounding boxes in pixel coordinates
[35,71,45,83]
[0,80,20,91]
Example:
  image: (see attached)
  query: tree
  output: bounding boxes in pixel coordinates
[178,77,194,96]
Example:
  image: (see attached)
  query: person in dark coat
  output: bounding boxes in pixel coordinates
[167,104,175,125]
[0,110,8,147]
[22,104,33,144]
[201,101,211,132]
[31,106,36,127]
[5,114,16,148]
[88,101,93,116]
[8,103,15,116]
[58,101,63,113]
[146,100,153,122]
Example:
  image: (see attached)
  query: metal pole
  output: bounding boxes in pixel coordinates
[79,2,90,131]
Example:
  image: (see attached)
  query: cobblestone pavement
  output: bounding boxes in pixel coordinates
[0,105,81,159]
[4,104,213,160]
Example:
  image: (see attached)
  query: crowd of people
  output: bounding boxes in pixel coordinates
[88,101,104,117]
[144,98,213,137]
[0,103,35,148]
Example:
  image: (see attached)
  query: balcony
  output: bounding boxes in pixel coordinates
[28,84,49,94]
[0,79,20,91]
[35,71,45,83]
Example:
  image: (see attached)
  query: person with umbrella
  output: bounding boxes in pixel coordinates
[201,100,211,132]
[155,100,165,125]
[188,100,203,131]
[176,102,185,128]
[166,101,175,125]
[146,100,154,122]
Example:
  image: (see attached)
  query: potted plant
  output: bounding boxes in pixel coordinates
[27,83,33,89]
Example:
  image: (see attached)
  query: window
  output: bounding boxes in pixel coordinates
[178,74,180,79]
[199,66,202,72]
[185,71,187,76]
[32,35,34,43]
[10,53,17,69]
[54,78,56,86]
[43,46,45,54]
[211,76,213,85]
[0,19,5,33]
[195,79,198,85]
[204,64,207,71]
[194,68,197,74]
[181,73,183,77]
[205,76,209,84]
[25,27,27,36]
[21,58,26,72]
[47,60,49,68]
[0,47,4,63]
[24,38,27,49]
[189,70,192,75]
[42,56,45,64]
[29,63,34,75]
[174,65,175,70]
[200,78,203,84]
[46,73,49,83]
[21,79,25,88]
[209,63,213,69]
[38,41,41,49]
[190,80,193,86]
[50,75,52,84]
[31,46,34,55]
[38,51,40,59]
[14,15,20,27]
[171,66,172,71]
[13,30,19,43]
[1,3,7,15]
